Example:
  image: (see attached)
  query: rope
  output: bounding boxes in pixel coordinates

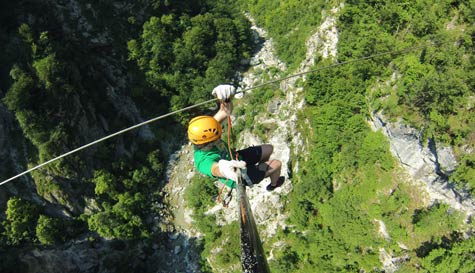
[217,102,237,207]
[0,45,424,187]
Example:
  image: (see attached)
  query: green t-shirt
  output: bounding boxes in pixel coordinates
[193,140,236,188]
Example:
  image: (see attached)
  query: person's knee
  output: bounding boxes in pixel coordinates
[269,159,281,170]
[274,159,282,169]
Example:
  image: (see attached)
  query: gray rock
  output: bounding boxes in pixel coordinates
[267,100,282,114]
[370,112,475,218]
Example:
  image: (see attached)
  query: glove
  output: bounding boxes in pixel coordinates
[218,159,246,181]
[212,84,235,101]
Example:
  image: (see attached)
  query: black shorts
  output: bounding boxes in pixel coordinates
[237,146,266,184]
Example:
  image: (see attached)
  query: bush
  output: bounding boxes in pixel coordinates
[36,215,64,245]
[2,197,40,246]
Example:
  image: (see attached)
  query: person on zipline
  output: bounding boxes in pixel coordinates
[188,84,285,191]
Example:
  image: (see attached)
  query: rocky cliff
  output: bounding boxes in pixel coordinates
[370,113,475,219]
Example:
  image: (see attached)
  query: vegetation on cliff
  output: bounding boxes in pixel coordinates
[238,0,475,272]
[0,0,253,271]
[1,0,475,272]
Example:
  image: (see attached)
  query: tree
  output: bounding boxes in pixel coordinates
[92,170,118,197]
[451,153,475,194]
[128,6,254,119]
[2,197,40,246]
[87,193,149,239]
[36,215,64,245]
[421,237,475,273]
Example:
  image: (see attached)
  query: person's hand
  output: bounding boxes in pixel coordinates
[212,84,235,101]
[218,159,246,181]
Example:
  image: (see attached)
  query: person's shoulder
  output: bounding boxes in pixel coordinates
[193,146,215,158]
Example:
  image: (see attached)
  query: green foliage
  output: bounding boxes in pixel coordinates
[32,53,57,89]
[281,77,400,271]
[271,245,299,273]
[147,150,165,174]
[412,204,462,242]
[451,153,475,194]
[395,44,467,124]
[185,175,218,211]
[209,223,241,272]
[1,1,474,272]
[92,170,118,197]
[36,215,65,245]
[86,148,164,240]
[3,27,89,179]
[128,3,254,123]
[88,192,149,239]
[358,132,394,170]
[3,65,35,112]
[271,1,473,271]
[0,1,251,271]
[354,2,475,146]
[421,237,475,273]
[185,175,221,242]
[185,174,243,271]
[238,0,327,69]
[2,197,40,246]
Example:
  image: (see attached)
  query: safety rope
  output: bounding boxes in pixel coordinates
[217,102,238,207]
[0,45,425,187]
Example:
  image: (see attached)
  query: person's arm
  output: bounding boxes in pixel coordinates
[213,101,232,123]
[211,84,235,122]
[211,162,223,177]
[212,160,246,181]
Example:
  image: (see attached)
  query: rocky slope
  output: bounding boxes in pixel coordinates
[369,112,474,273]
[162,5,343,272]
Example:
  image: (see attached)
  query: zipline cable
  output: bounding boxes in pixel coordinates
[238,44,426,93]
[0,99,217,187]
[0,45,424,187]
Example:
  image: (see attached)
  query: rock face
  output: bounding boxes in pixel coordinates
[20,243,99,273]
[0,104,23,187]
[370,112,475,219]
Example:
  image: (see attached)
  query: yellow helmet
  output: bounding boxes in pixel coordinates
[187,116,222,145]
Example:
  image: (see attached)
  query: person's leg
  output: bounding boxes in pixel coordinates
[237,146,262,165]
[257,159,281,185]
[259,144,273,162]
[237,144,273,164]
[239,145,284,189]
